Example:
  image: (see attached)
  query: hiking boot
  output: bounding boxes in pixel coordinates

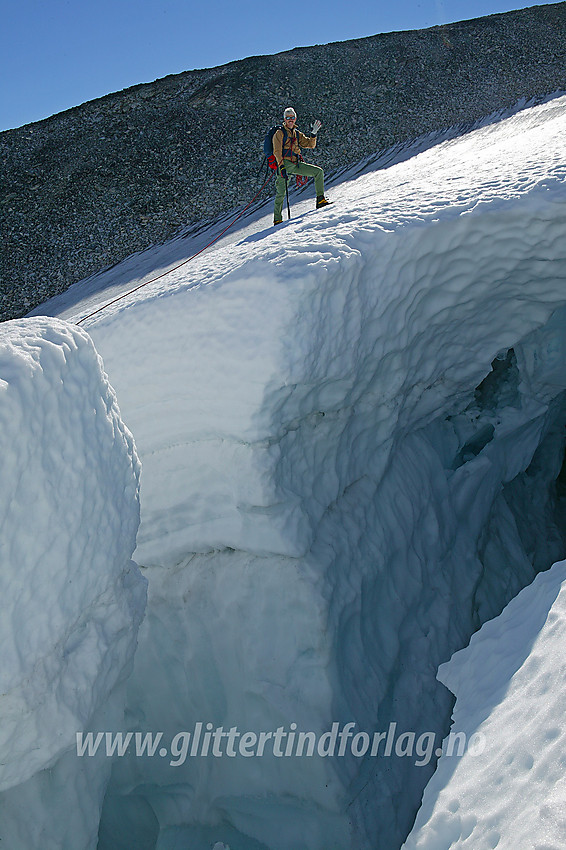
[316,196,332,209]
[274,218,283,226]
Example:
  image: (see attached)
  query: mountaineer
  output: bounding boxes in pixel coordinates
[271,107,331,225]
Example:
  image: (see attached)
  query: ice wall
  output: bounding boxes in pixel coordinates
[38,96,566,848]
[402,559,566,849]
[0,318,146,850]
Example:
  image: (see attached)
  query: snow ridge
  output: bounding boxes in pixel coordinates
[403,559,566,849]
[0,318,146,848]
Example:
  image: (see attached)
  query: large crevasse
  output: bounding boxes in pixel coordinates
[18,94,566,848]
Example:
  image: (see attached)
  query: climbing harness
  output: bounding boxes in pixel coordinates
[263,125,309,188]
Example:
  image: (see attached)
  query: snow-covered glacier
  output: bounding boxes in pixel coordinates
[17,93,566,848]
[0,319,146,848]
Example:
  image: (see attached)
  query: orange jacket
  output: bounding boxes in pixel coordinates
[273,127,316,167]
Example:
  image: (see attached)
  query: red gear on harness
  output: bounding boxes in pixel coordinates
[271,128,310,187]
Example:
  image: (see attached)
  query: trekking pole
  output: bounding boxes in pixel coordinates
[285,175,291,219]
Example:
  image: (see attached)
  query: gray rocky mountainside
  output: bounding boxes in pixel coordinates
[1,1,566,321]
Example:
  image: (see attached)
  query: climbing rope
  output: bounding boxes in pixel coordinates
[76,172,274,326]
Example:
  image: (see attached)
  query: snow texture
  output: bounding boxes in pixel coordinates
[402,559,566,850]
[45,96,566,567]
[24,94,566,848]
[0,318,146,848]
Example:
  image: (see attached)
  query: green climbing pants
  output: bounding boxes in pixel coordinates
[274,160,325,221]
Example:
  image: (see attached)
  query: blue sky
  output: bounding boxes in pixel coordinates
[0,0,555,131]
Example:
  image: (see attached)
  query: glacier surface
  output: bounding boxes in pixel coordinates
[13,93,566,847]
